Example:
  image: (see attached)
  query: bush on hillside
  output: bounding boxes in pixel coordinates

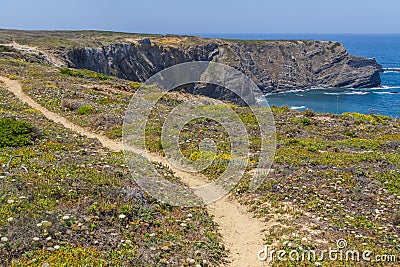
[0,117,36,148]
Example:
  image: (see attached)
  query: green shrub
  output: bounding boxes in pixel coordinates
[95,97,117,105]
[105,125,122,139]
[344,130,356,137]
[129,82,141,90]
[304,109,315,117]
[330,42,341,53]
[271,105,291,114]
[293,117,311,126]
[76,105,94,115]
[60,68,111,80]
[0,45,16,53]
[60,68,85,78]
[342,112,391,124]
[8,74,18,80]
[307,145,318,152]
[0,117,35,147]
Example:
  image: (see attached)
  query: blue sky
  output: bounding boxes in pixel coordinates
[0,0,399,34]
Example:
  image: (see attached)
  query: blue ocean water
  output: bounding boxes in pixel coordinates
[199,34,400,117]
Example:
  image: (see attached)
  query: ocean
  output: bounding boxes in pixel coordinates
[199,34,400,118]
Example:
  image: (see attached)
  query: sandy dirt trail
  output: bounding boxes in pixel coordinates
[1,76,269,267]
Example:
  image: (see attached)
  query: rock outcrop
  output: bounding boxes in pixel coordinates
[0,43,65,67]
[63,38,382,94]
[0,31,383,96]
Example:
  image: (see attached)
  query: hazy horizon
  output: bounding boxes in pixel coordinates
[1,29,400,36]
[1,0,399,34]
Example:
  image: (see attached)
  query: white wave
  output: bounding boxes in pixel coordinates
[324,92,341,95]
[345,91,370,95]
[383,71,400,74]
[374,91,400,95]
[371,86,387,90]
[371,85,400,90]
[268,89,307,95]
[265,85,399,97]
[290,105,306,110]
[324,90,370,96]
[255,96,268,103]
[383,68,400,73]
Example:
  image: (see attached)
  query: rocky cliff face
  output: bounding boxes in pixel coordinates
[0,32,382,95]
[215,41,382,92]
[65,39,219,83]
[63,38,382,94]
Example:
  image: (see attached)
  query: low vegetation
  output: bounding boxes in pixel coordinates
[0,118,36,148]
[0,59,399,266]
[76,105,94,115]
[60,68,112,81]
[0,72,225,266]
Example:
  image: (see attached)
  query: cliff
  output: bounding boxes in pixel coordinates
[0,30,382,95]
[64,38,383,94]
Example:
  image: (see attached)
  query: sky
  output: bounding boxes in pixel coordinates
[0,0,399,34]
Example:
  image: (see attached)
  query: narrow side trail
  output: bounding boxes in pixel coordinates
[1,76,269,267]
